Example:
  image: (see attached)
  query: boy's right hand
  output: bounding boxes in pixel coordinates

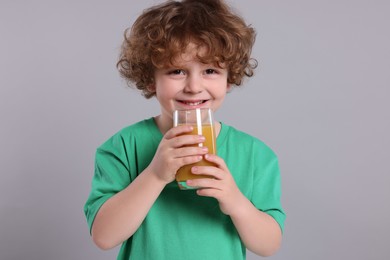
[147,125,207,184]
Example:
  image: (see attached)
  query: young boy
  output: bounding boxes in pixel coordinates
[84,0,285,259]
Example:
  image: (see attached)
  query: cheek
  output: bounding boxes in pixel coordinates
[155,86,175,102]
[215,82,230,97]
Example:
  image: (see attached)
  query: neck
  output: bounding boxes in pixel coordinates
[154,115,172,135]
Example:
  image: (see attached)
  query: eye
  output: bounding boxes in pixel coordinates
[169,69,185,75]
[205,69,218,74]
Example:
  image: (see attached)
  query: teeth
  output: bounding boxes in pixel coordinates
[183,101,203,106]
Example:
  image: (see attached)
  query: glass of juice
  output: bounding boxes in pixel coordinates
[173,108,217,190]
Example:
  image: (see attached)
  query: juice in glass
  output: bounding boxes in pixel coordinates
[173,108,217,190]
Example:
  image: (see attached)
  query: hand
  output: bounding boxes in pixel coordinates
[147,125,208,184]
[187,154,247,216]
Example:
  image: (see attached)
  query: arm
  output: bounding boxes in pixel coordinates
[91,167,166,250]
[187,154,282,256]
[91,125,208,250]
[228,194,282,256]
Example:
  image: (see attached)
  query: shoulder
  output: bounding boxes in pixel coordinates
[119,118,156,136]
[219,122,277,159]
[98,118,159,151]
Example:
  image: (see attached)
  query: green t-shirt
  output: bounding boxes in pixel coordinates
[84,118,285,260]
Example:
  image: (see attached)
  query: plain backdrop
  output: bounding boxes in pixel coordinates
[1,0,389,259]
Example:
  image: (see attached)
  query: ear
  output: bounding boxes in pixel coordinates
[146,84,156,93]
[226,84,232,93]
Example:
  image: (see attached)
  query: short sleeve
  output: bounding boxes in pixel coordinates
[251,145,286,233]
[83,133,131,234]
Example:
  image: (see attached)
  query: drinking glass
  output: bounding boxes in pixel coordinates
[173,108,217,190]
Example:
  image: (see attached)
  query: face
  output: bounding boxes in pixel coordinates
[150,45,230,133]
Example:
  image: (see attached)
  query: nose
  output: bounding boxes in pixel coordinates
[183,74,203,94]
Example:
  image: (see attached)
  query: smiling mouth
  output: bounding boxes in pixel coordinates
[177,100,208,106]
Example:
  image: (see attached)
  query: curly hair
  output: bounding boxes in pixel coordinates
[117,0,257,98]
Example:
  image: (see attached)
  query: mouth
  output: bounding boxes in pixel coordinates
[177,99,209,106]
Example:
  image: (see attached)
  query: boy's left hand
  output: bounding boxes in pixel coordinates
[186,154,246,216]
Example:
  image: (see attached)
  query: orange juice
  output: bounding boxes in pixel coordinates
[176,124,216,189]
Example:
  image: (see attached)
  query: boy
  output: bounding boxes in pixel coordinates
[84,0,285,259]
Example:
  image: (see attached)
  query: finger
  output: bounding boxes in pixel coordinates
[196,187,222,198]
[177,155,203,168]
[171,134,205,148]
[164,125,193,139]
[173,146,209,158]
[187,178,221,190]
[204,154,229,171]
[191,165,224,180]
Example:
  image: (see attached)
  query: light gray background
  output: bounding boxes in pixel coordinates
[1,0,389,259]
